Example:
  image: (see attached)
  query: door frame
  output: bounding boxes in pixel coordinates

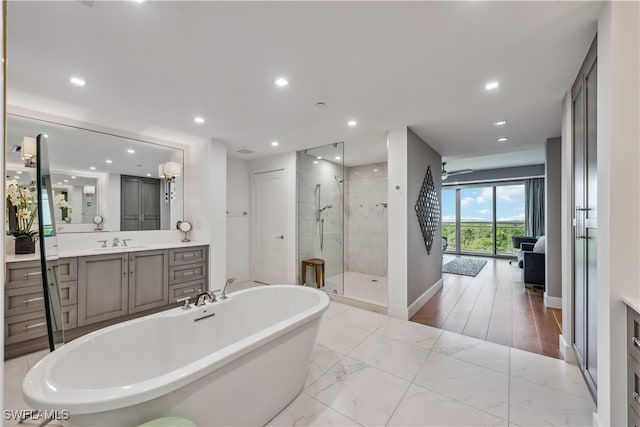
[250,167,293,284]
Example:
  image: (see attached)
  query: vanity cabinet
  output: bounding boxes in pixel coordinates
[4,245,208,359]
[78,253,129,326]
[128,250,169,314]
[628,306,640,426]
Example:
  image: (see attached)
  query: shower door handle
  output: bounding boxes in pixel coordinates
[275,235,284,239]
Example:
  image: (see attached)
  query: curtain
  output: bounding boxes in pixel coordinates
[525,178,545,237]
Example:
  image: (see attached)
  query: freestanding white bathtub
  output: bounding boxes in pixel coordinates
[23,284,329,426]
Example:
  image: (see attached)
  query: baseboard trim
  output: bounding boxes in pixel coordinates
[408,278,443,318]
[388,278,443,320]
[559,334,577,364]
[544,292,562,309]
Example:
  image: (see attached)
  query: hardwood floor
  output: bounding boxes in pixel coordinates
[411,256,563,359]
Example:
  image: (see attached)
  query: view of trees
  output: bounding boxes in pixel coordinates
[442,221,525,255]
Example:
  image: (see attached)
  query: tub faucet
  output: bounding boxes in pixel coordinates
[195,292,213,306]
[112,237,120,247]
[221,278,237,300]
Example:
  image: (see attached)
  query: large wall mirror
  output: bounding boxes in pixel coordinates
[6,114,184,233]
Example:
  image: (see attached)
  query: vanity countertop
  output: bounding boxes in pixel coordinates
[5,241,208,263]
[623,297,640,315]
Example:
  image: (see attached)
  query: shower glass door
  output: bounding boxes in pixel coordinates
[297,143,345,295]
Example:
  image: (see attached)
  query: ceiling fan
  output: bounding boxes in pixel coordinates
[441,162,473,181]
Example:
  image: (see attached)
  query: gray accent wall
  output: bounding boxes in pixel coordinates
[407,129,442,306]
[545,137,562,300]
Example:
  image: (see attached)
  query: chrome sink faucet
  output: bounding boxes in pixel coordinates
[112,237,120,247]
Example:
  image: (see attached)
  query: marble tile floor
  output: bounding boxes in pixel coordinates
[325,271,388,307]
[4,301,595,427]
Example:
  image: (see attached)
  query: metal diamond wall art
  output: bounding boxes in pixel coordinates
[415,165,440,255]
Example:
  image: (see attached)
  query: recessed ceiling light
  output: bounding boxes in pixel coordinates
[313,161,319,164]
[64,179,69,183]
[194,116,205,124]
[485,80,500,91]
[275,77,289,87]
[105,159,113,164]
[335,156,341,160]
[127,149,135,154]
[89,166,96,170]
[316,156,322,160]
[347,120,358,127]
[146,173,152,177]
[271,141,279,147]
[70,77,87,86]
[71,176,76,179]
[497,137,509,143]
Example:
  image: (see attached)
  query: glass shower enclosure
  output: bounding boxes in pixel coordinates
[297,142,345,295]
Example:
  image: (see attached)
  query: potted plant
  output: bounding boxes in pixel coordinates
[6,180,38,254]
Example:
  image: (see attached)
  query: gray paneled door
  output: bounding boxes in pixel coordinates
[572,35,597,396]
[121,175,161,231]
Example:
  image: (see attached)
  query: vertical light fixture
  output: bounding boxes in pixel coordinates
[83,185,96,207]
[21,137,37,168]
[158,161,182,202]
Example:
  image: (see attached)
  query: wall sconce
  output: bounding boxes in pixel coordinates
[21,137,37,168]
[158,161,182,202]
[83,185,96,207]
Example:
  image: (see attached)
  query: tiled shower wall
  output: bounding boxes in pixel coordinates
[297,152,344,284]
[346,162,388,276]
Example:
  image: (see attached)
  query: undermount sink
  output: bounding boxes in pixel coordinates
[93,245,148,251]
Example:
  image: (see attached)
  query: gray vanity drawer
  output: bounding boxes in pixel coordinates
[6,261,43,288]
[5,286,45,317]
[5,311,48,344]
[54,258,78,282]
[630,355,640,417]
[629,310,640,364]
[630,405,640,427]
[169,280,207,302]
[62,305,78,330]
[169,246,208,266]
[60,281,78,307]
[169,263,207,285]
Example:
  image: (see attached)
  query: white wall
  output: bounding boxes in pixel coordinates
[226,157,251,283]
[387,127,443,319]
[250,152,297,284]
[545,137,562,305]
[594,2,640,425]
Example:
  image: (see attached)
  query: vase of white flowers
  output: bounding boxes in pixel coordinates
[6,181,38,254]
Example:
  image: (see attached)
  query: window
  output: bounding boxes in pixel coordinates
[442,182,525,256]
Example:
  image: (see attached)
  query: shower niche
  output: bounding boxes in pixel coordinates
[296,143,345,295]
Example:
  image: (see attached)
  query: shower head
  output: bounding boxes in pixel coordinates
[334,175,344,184]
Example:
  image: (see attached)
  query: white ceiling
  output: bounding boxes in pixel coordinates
[6,1,600,168]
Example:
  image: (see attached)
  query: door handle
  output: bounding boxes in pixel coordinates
[275,235,284,239]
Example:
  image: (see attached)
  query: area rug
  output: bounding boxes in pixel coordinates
[442,257,487,277]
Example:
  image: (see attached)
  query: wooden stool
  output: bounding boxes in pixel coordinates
[302,258,325,288]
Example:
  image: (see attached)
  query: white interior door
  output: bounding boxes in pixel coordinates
[252,169,287,284]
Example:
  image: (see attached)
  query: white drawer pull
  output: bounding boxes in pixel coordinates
[25,322,46,330]
[633,337,640,348]
[634,392,640,404]
[24,271,42,278]
[23,297,45,304]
